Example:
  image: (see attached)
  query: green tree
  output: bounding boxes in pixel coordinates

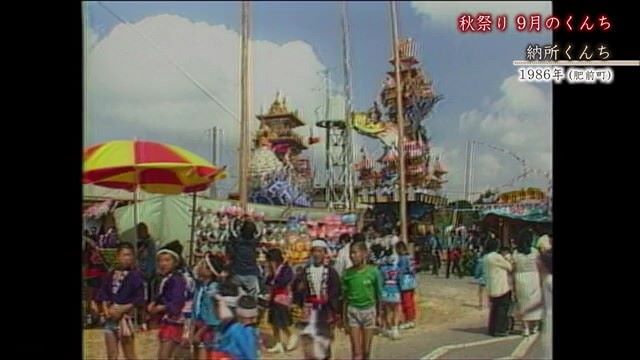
[449,200,472,209]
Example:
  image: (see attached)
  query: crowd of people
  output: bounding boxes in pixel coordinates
[87,219,421,360]
[411,225,553,343]
[475,231,553,344]
[260,227,419,359]
[85,219,552,359]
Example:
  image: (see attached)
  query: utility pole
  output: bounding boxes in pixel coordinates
[469,141,475,202]
[208,127,220,198]
[464,140,471,202]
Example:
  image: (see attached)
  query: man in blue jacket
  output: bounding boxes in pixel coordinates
[228,219,261,299]
[428,231,442,276]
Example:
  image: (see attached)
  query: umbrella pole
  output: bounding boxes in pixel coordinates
[189,192,197,267]
[133,137,140,245]
[132,186,140,328]
[133,187,139,241]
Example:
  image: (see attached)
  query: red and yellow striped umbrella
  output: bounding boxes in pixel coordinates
[83,140,226,194]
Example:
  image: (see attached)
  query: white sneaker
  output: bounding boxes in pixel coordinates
[267,343,284,353]
[391,327,401,340]
[522,328,530,337]
[286,334,299,351]
[399,323,410,330]
[408,321,416,329]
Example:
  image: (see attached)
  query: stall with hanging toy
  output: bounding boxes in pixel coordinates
[262,213,358,266]
[192,202,358,266]
[192,205,267,263]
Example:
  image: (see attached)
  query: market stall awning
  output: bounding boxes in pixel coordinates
[113,195,339,247]
[479,204,552,223]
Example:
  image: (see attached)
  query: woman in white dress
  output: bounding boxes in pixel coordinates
[522,250,552,358]
[539,251,552,359]
[513,233,543,336]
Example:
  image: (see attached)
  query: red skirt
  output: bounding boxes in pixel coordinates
[194,320,215,345]
[401,290,416,322]
[208,351,233,360]
[158,323,183,343]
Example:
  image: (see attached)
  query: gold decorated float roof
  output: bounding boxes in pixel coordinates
[256,92,305,128]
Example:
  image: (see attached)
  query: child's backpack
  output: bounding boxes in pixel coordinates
[399,255,417,291]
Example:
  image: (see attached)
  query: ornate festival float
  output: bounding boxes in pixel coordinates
[352,38,448,234]
[192,93,354,265]
[249,92,318,208]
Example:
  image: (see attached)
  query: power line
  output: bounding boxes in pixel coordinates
[469,140,551,194]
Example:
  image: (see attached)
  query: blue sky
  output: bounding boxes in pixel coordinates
[84,1,552,200]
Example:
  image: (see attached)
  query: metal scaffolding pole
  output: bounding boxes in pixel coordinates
[321,69,334,207]
[341,1,355,210]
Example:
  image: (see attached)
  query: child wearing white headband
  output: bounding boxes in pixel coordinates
[209,295,260,360]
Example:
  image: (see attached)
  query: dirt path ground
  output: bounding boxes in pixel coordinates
[83,272,488,359]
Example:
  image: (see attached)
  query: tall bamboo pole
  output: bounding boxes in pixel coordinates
[389,1,408,244]
[239,1,251,212]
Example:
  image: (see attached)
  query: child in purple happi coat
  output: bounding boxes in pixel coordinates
[147,241,188,360]
[95,242,145,360]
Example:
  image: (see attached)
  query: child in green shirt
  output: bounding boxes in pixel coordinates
[342,240,383,360]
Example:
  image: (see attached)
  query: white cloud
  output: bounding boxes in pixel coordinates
[452,75,552,199]
[476,153,504,177]
[86,27,98,50]
[501,131,528,147]
[410,1,552,31]
[86,14,342,196]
